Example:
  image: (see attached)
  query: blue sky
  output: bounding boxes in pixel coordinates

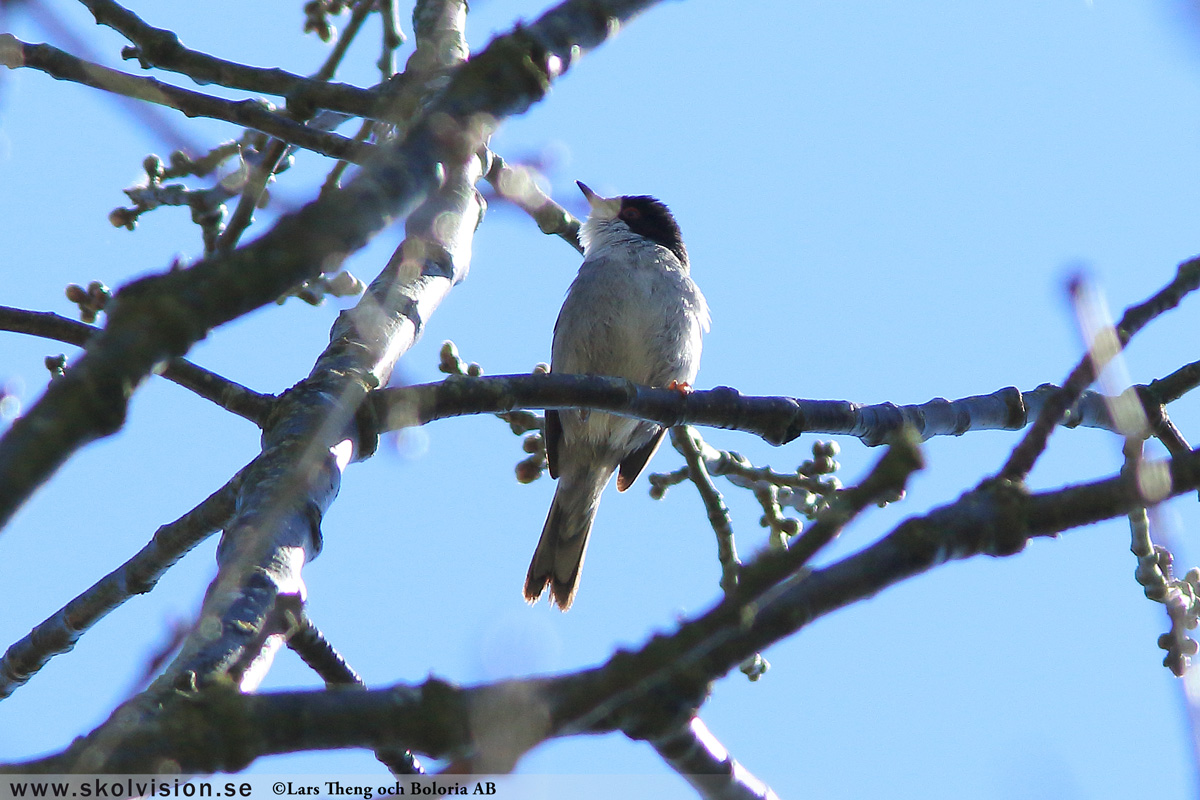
[3,1,1200,797]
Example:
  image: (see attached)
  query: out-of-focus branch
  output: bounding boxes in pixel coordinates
[0,466,246,699]
[1000,256,1200,482]
[647,718,781,800]
[377,0,406,78]
[0,306,273,425]
[485,151,582,252]
[0,0,665,532]
[0,36,370,162]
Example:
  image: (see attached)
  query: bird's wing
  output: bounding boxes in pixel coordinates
[616,425,666,492]
[544,409,562,479]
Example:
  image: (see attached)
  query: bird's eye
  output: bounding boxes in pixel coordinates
[620,207,641,221]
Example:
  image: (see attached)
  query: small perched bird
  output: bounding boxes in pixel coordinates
[524,182,710,610]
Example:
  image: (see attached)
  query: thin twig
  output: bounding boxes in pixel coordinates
[377,0,406,78]
[0,306,273,425]
[1000,256,1200,481]
[0,35,370,162]
[77,0,379,117]
[671,426,739,593]
[218,0,379,252]
[287,614,424,776]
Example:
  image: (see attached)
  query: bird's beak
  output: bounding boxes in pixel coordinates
[577,181,621,220]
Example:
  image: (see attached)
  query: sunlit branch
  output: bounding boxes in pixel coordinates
[371,373,1168,447]
[648,718,781,800]
[154,0,484,703]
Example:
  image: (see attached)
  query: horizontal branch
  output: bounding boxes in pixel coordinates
[0,306,273,426]
[370,373,1148,447]
[0,35,370,162]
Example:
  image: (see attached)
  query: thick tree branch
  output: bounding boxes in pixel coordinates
[0,0,663,532]
[148,0,483,702]
[13,440,1200,773]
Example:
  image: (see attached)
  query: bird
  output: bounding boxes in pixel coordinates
[524,181,710,610]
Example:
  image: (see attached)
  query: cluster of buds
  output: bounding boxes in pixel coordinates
[65,281,111,324]
[303,0,352,42]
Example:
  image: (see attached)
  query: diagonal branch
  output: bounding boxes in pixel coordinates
[0,0,666,533]
[1000,256,1200,481]
[149,0,483,703]
[0,35,370,162]
[0,465,247,699]
[647,717,781,800]
[76,0,379,117]
[287,614,424,775]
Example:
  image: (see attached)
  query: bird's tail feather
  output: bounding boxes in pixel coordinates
[524,466,612,610]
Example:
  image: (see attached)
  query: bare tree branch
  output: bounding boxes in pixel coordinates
[370,372,1184,447]
[77,0,380,117]
[671,426,739,593]
[485,150,583,252]
[0,35,370,161]
[0,306,273,425]
[0,465,247,699]
[0,0,664,532]
[648,718,781,800]
[287,614,424,776]
[1000,256,1200,481]
[11,438,1200,773]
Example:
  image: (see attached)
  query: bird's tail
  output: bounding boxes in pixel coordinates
[524,465,614,610]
